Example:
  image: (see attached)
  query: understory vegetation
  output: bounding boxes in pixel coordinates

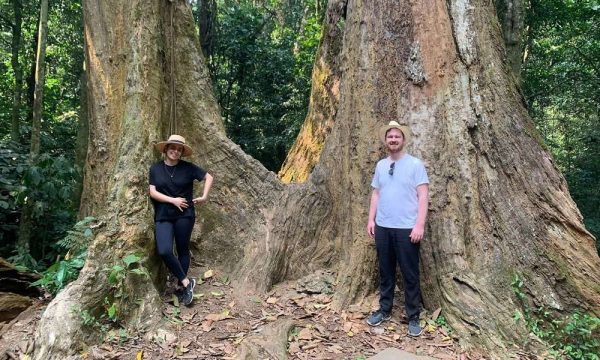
[512,274,600,359]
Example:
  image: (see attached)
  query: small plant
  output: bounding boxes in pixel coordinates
[32,250,86,295]
[435,314,453,335]
[31,217,95,295]
[512,274,600,359]
[73,306,109,335]
[102,253,150,325]
[73,253,151,342]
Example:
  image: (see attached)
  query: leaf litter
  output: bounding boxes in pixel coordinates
[0,268,481,359]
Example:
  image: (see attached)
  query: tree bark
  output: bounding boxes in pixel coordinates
[279,0,346,183]
[29,0,48,161]
[495,0,525,82]
[10,0,23,143]
[17,0,49,254]
[73,65,88,212]
[197,0,216,59]
[34,0,600,358]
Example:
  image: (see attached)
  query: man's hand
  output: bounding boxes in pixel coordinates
[367,220,376,239]
[171,197,189,212]
[410,224,424,243]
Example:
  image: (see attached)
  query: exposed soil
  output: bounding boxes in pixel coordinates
[0,266,478,360]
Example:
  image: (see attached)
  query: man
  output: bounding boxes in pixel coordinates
[366,121,429,337]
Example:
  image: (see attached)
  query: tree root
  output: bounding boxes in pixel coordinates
[238,319,296,360]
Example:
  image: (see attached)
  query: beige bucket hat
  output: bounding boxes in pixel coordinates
[155,134,193,156]
[379,121,411,144]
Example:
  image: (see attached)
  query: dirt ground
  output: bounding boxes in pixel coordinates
[0,267,478,360]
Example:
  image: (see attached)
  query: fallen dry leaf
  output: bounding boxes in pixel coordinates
[288,341,301,354]
[201,319,214,332]
[427,324,437,333]
[431,307,442,321]
[370,327,385,335]
[266,297,278,304]
[205,309,233,322]
[434,353,456,360]
[343,321,353,333]
[203,269,214,279]
[328,344,343,354]
[297,328,314,340]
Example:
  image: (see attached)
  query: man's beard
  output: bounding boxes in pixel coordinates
[387,143,403,153]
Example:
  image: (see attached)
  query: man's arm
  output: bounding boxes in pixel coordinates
[367,188,380,238]
[410,183,429,243]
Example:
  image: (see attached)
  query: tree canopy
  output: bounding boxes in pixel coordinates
[522,0,600,245]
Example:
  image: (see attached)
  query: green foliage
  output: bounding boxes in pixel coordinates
[1,141,80,265]
[0,143,28,245]
[30,216,95,295]
[0,0,83,265]
[512,274,600,359]
[102,253,150,325]
[71,253,150,340]
[435,314,453,335]
[522,0,600,251]
[31,250,86,295]
[201,0,324,171]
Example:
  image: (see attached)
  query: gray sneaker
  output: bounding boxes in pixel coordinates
[408,319,423,336]
[182,278,196,306]
[366,310,391,326]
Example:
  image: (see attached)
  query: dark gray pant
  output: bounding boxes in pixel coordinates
[375,225,421,321]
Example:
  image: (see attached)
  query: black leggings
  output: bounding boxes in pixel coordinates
[155,217,194,283]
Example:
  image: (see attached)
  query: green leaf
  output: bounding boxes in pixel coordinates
[107,303,117,320]
[122,254,141,267]
[56,263,67,285]
[108,265,124,284]
[130,268,149,278]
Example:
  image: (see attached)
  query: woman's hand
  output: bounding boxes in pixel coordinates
[171,197,189,212]
[192,196,208,205]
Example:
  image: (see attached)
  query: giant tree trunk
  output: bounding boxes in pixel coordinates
[34,0,599,358]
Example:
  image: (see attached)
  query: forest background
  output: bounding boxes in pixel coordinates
[0,0,598,278]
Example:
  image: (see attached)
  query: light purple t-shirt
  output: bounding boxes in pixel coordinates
[371,154,429,229]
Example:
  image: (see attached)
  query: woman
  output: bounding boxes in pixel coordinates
[149,134,213,306]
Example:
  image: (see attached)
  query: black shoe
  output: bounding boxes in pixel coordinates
[182,278,196,306]
[174,288,185,303]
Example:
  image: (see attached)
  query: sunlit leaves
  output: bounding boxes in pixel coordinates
[523,0,600,248]
[203,0,323,171]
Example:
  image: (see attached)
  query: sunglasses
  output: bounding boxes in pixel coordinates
[389,162,395,176]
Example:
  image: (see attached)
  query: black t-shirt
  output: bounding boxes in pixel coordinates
[149,160,207,221]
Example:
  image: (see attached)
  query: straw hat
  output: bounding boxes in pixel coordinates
[155,134,193,156]
[379,121,411,144]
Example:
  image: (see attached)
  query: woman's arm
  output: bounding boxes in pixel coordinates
[193,173,213,204]
[149,185,189,211]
